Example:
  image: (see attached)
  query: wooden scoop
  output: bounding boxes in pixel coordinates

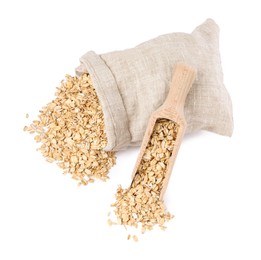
[130,63,197,200]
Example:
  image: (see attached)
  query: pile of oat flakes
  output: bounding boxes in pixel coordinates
[24,73,116,185]
[25,75,177,240]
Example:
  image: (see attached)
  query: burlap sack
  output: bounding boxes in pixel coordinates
[76,19,233,151]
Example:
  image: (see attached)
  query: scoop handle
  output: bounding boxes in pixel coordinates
[163,63,197,114]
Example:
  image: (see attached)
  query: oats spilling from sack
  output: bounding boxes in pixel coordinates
[24,73,116,185]
[109,119,177,233]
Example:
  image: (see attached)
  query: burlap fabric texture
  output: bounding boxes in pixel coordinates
[76,19,233,151]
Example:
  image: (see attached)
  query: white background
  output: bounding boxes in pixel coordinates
[0,0,261,259]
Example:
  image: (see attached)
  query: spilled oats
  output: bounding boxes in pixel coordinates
[24,73,116,185]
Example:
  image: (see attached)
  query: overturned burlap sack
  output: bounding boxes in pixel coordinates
[76,18,233,151]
